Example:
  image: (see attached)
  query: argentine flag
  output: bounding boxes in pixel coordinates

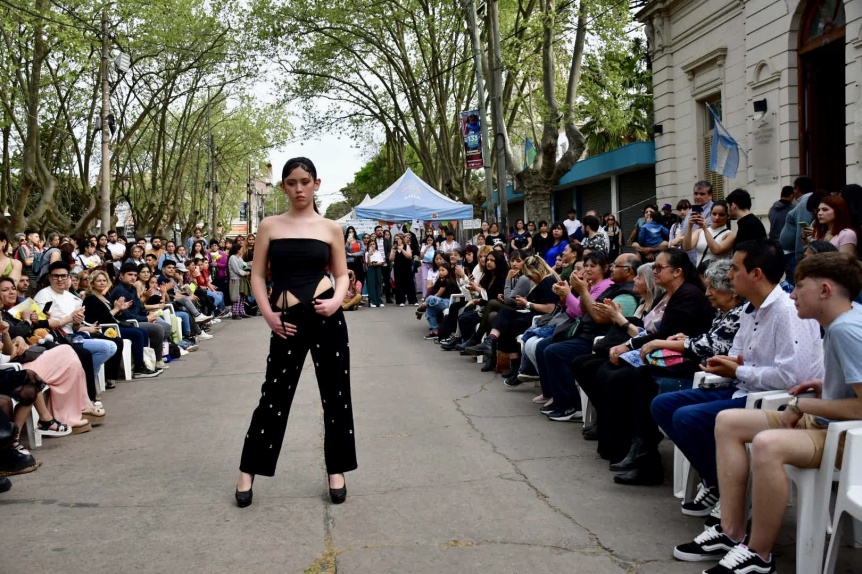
[707,104,739,178]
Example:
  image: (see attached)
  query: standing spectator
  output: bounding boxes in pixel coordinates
[402,224,420,257]
[509,219,532,252]
[16,230,43,288]
[147,236,165,262]
[344,226,365,285]
[725,188,767,249]
[627,205,659,246]
[532,221,551,258]
[365,240,385,308]
[605,213,623,259]
[767,185,795,240]
[208,239,229,298]
[437,229,461,255]
[683,200,734,267]
[668,200,691,249]
[418,235,436,299]
[778,175,816,285]
[658,203,679,231]
[809,194,857,257]
[562,209,583,242]
[473,221,490,245]
[244,234,255,262]
[75,241,101,274]
[185,226,206,253]
[229,244,250,319]
[485,222,506,247]
[105,230,126,260]
[372,226,393,304]
[389,234,416,306]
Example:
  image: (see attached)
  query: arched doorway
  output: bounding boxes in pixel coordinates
[798,0,846,192]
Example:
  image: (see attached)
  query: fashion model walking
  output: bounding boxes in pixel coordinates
[235,157,356,507]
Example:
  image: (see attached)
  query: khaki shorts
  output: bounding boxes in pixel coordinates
[762,410,843,469]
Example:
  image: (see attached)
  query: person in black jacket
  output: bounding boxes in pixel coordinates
[109,263,171,365]
[573,249,713,483]
[767,186,794,240]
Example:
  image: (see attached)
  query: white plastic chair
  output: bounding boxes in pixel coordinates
[756,392,862,574]
[671,373,783,501]
[99,323,133,380]
[824,427,862,574]
[442,293,466,318]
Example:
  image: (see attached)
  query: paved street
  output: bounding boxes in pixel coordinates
[2,307,859,573]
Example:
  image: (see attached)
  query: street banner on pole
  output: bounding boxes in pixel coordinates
[460,110,483,170]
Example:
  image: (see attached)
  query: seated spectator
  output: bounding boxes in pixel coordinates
[556,242,583,282]
[465,255,559,375]
[542,223,568,266]
[110,262,173,364]
[34,261,120,387]
[15,274,28,303]
[190,257,226,315]
[124,243,145,268]
[0,366,45,481]
[672,252,862,574]
[457,249,532,361]
[159,260,211,340]
[0,277,99,435]
[572,249,713,468]
[651,240,824,517]
[604,259,744,486]
[632,209,669,262]
[0,231,22,283]
[726,188,767,249]
[83,270,162,378]
[441,250,508,350]
[581,215,609,256]
[420,263,459,339]
[75,241,102,274]
[527,252,640,407]
[342,271,362,311]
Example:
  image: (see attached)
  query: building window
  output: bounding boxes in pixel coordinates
[701,95,725,200]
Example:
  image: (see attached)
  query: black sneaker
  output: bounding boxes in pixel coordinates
[133,367,161,379]
[547,408,582,422]
[682,484,720,516]
[502,376,522,388]
[423,331,439,341]
[539,403,556,415]
[673,525,742,562]
[704,501,722,530]
[0,477,10,492]
[703,544,775,574]
[0,446,41,477]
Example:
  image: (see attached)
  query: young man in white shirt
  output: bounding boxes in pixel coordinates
[105,230,127,260]
[562,208,583,242]
[651,240,824,517]
[34,261,118,381]
[672,252,862,574]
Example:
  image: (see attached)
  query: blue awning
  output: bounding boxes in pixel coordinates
[557,141,655,187]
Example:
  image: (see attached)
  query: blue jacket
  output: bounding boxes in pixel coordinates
[110,281,148,322]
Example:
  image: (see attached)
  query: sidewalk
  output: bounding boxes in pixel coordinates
[1,308,858,573]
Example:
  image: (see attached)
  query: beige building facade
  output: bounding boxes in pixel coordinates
[637,0,855,216]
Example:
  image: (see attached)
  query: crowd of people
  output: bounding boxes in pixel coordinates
[0,228,260,492]
[402,178,859,574]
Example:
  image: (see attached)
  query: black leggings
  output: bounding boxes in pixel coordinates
[239,290,357,477]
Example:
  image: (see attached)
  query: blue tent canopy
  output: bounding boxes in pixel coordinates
[354,169,474,221]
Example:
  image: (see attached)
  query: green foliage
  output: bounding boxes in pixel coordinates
[324,200,351,220]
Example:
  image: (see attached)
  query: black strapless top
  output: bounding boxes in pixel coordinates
[269,238,331,306]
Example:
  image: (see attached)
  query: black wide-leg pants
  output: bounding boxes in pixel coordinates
[239,299,357,477]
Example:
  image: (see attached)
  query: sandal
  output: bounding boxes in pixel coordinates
[82,405,106,426]
[72,421,92,434]
[105,380,116,390]
[36,418,72,437]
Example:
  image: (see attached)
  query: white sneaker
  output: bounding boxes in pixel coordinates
[194,314,212,323]
[399,303,405,307]
[196,332,213,340]
[379,304,385,308]
[179,348,189,356]
[413,302,420,306]
[211,318,221,324]
[369,304,377,308]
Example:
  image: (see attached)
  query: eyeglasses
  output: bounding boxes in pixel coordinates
[609,264,632,270]
[50,274,69,280]
[652,263,672,273]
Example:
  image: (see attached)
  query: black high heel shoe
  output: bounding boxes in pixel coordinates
[235,476,254,508]
[329,474,347,504]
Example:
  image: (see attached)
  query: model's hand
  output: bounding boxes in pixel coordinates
[264,309,296,338]
[313,297,341,318]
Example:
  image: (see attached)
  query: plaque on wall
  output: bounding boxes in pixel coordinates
[752,112,778,185]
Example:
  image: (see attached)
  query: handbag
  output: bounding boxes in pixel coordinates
[15,345,48,364]
[645,349,701,378]
[645,348,685,367]
[142,347,157,371]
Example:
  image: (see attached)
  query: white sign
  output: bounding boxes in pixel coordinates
[340,219,378,235]
[461,218,482,230]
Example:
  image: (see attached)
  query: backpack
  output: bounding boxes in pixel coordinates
[35,248,57,279]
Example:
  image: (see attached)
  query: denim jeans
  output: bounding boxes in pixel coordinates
[650,387,745,489]
[175,310,193,337]
[424,296,450,330]
[206,290,225,311]
[77,338,117,376]
[538,337,592,410]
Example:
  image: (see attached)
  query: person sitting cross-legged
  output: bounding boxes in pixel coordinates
[672,252,862,574]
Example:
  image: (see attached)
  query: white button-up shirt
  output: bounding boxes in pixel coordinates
[730,285,824,395]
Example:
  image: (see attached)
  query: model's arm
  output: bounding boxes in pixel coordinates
[317,220,349,317]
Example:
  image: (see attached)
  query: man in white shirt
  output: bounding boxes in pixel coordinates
[672,252,862,574]
[562,208,583,242]
[651,240,823,516]
[437,230,460,255]
[34,261,118,379]
[105,230,127,260]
